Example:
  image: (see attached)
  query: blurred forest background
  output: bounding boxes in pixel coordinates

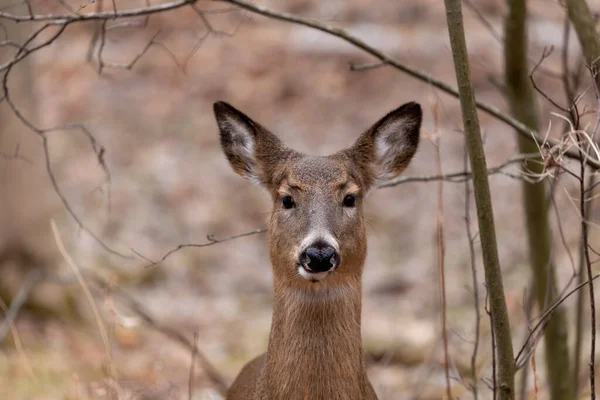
[1,0,600,399]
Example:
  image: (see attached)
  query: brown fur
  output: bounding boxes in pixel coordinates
[214,101,422,400]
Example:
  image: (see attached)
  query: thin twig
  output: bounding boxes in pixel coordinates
[377,153,541,189]
[100,29,163,71]
[42,137,126,258]
[348,61,387,71]
[149,38,186,72]
[515,273,600,368]
[530,46,570,112]
[143,228,267,267]
[97,19,108,74]
[182,29,210,72]
[105,16,149,31]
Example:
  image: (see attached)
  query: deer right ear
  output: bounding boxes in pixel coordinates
[214,101,290,185]
[349,102,422,187]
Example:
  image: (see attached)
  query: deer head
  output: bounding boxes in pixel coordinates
[214,102,421,292]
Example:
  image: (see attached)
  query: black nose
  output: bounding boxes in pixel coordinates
[299,242,340,273]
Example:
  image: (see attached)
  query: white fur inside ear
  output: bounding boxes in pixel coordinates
[373,116,418,180]
[374,134,393,178]
[222,116,262,184]
[225,117,254,156]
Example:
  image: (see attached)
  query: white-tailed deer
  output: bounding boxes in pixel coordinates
[214,101,422,400]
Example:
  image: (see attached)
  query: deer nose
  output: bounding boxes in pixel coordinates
[300,243,339,273]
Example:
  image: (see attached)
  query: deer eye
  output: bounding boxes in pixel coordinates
[343,194,356,208]
[281,195,296,209]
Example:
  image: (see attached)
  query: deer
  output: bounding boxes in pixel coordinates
[213,100,422,400]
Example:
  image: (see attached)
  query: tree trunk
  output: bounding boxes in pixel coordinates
[503,1,573,399]
[444,0,516,398]
[565,0,600,90]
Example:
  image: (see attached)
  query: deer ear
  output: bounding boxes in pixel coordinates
[350,102,422,185]
[214,101,291,186]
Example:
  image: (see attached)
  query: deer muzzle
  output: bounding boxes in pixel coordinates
[298,240,340,280]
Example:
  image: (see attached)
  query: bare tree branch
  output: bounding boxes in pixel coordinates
[377,152,541,189]
[96,19,108,74]
[0,0,197,22]
[515,273,600,368]
[98,29,164,71]
[215,0,600,170]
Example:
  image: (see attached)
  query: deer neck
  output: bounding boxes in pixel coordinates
[263,280,368,399]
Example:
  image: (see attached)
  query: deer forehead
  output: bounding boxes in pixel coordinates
[279,155,357,191]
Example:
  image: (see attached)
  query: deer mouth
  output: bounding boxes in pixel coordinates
[297,264,335,282]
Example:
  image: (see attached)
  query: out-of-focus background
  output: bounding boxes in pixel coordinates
[1,0,599,399]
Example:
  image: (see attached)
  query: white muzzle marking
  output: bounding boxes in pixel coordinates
[298,267,329,281]
[297,230,339,281]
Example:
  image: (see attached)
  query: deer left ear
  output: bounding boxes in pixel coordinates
[350,102,422,184]
[214,101,294,187]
